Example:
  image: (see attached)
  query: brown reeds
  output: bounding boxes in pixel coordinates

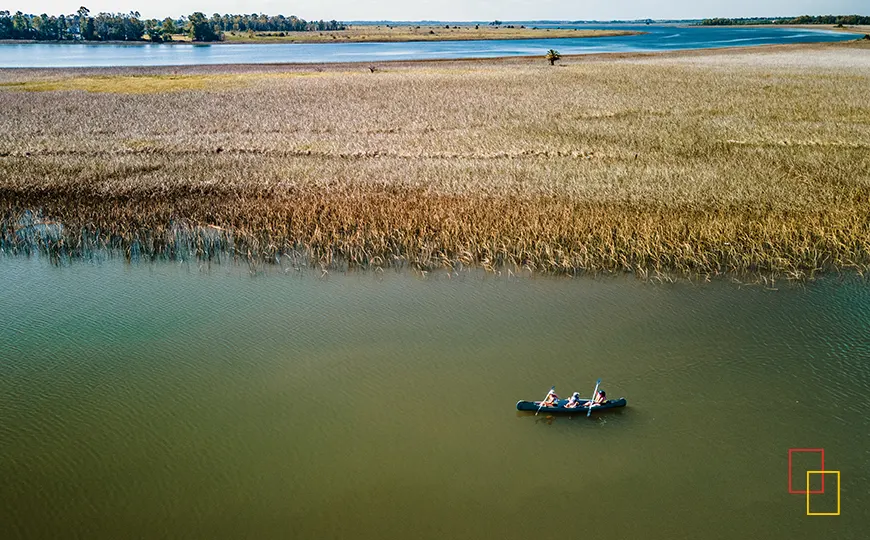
[1,43,868,279]
[219,26,641,44]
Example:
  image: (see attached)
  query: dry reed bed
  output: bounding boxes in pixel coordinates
[1,43,869,278]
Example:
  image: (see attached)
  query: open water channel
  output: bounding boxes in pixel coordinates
[0,24,857,67]
[1,254,868,538]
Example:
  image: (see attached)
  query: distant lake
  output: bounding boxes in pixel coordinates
[0,25,856,68]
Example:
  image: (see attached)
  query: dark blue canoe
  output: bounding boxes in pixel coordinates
[516,397,627,413]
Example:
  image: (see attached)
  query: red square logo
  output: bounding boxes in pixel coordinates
[788,448,825,494]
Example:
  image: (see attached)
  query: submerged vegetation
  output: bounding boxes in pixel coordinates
[1,43,869,279]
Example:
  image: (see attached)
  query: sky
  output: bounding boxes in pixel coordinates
[5,1,868,21]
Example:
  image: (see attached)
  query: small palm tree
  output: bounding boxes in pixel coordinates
[545,49,561,66]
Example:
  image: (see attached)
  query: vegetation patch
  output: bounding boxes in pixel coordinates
[0,72,332,94]
[219,26,642,44]
[1,45,868,280]
[0,74,219,93]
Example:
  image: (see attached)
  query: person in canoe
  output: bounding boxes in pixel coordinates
[564,392,582,408]
[541,390,560,407]
[583,389,607,408]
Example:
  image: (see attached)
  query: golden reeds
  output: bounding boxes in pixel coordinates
[1,43,868,279]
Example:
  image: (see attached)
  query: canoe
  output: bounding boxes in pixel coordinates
[516,397,627,413]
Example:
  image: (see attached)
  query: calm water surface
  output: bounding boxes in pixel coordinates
[0,25,856,67]
[1,255,868,539]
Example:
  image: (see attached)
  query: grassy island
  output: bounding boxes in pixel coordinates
[1,41,869,279]
[218,26,643,44]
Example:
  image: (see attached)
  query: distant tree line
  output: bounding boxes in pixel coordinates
[206,13,345,33]
[0,6,345,42]
[700,15,870,26]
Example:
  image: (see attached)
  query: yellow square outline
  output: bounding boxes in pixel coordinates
[806,470,840,516]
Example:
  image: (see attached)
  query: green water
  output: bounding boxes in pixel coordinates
[1,255,868,539]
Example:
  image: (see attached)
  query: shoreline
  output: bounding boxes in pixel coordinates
[0,29,643,46]
[221,28,644,44]
[0,40,865,76]
[699,23,870,35]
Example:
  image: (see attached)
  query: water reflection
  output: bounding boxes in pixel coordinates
[2,209,271,266]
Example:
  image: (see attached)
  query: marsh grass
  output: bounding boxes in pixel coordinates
[219,26,641,44]
[1,44,868,279]
[0,72,340,94]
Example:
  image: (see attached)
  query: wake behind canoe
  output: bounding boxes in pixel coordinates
[516,397,627,413]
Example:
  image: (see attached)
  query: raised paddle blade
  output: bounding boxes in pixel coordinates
[535,386,555,416]
[587,379,601,417]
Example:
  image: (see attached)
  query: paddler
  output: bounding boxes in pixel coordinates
[583,389,606,408]
[541,390,560,407]
[564,392,582,408]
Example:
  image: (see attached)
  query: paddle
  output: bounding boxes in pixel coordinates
[535,386,556,416]
[587,378,601,417]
